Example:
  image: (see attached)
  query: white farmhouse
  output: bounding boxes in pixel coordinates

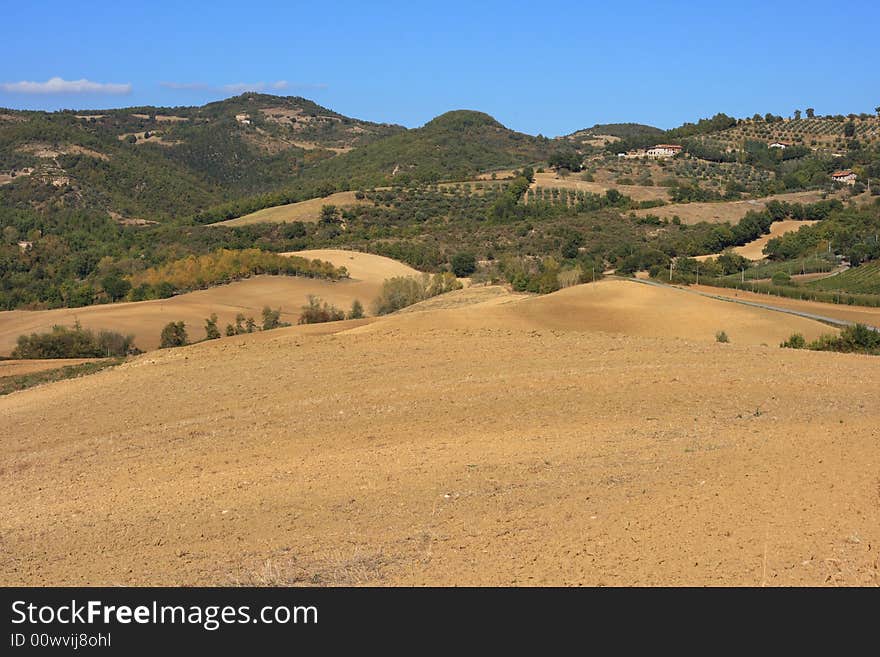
[646,144,682,158]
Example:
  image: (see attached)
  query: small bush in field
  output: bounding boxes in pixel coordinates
[298,295,345,324]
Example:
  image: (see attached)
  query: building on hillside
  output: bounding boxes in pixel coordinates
[17,240,32,251]
[235,113,252,125]
[617,149,647,159]
[830,170,857,185]
[769,141,790,149]
[646,144,682,158]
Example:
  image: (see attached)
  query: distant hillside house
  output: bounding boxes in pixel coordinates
[769,141,790,149]
[646,144,682,158]
[617,149,646,159]
[235,113,252,125]
[17,240,32,251]
[831,169,857,185]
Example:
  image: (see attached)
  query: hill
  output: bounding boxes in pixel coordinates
[2,278,878,586]
[564,122,664,146]
[0,249,418,353]
[692,115,880,154]
[288,110,549,189]
[0,94,404,221]
[351,278,833,345]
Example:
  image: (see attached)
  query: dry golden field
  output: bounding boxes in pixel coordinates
[2,271,878,586]
[0,250,419,354]
[633,190,827,225]
[213,192,366,227]
[693,220,819,262]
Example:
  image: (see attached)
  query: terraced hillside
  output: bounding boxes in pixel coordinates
[808,260,880,295]
[696,115,880,153]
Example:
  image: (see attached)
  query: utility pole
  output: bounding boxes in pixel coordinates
[670,260,674,282]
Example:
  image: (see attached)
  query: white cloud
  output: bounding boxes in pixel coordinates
[271,80,289,90]
[0,77,132,94]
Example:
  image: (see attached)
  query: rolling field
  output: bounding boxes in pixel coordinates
[352,279,834,346]
[633,190,827,225]
[0,250,419,354]
[211,191,366,227]
[1,277,878,586]
[694,220,820,263]
[733,220,818,260]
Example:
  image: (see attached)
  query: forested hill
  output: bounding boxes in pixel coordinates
[568,123,664,140]
[288,109,550,189]
[0,94,405,221]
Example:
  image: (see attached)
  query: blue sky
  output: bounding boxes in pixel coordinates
[1,0,878,136]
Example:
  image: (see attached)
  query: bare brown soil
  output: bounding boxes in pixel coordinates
[634,191,827,225]
[1,277,878,586]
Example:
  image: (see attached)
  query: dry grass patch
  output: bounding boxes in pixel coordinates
[214,192,366,226]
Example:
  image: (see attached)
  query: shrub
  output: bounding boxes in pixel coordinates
[262,306,289,331]
[372,273,462,315]
[780,333,806,349]
[715,330,730,343]
[347,299,365,320]
[12,323,137,358]
[451,252,477,277]
[159,321,188,348]
[298,295,345,324]
[771,271,792,286]
[204,314,221,340]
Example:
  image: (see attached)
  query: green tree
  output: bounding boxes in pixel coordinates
[771,271,792,286]
[160,321,188,348]
[299,295,345,324]
[319,204,341,224]
[101,274,131,302]
[548,150,583,172]
[204,314,220,340]
[261,306,285,330]
[844,121,856,138]
[347,299,364,320]
[806,108,815,118]
[451,252,477,277]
